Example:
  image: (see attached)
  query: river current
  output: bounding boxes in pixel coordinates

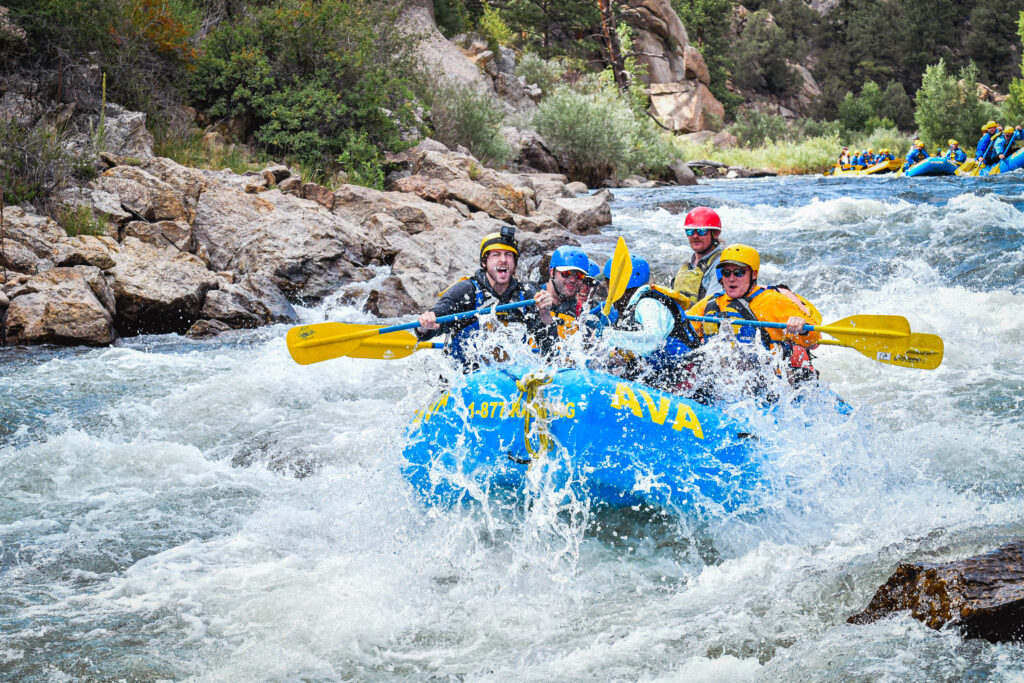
[2,173,1024,681]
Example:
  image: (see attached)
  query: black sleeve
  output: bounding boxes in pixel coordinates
[414,279,478,341]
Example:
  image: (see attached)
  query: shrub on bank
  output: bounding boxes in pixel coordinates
[0,120,92,208]
[532,81,674,184]
[429,80,512,166]
[186,0,421,188]
[673,133,840,175]
[533,87,639,184]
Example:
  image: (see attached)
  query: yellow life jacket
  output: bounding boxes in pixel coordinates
[671,245,722,306]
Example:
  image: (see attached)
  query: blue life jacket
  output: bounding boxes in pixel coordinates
[976,133,994,160]
[445,275,530,366]
[993,131,1020,158]
[904,148,928,168]
[945,147,966,163]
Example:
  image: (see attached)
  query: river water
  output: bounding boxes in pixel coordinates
[3,173,1024,681]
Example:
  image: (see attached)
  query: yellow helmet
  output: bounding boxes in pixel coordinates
[914,139,925,148]
[718,244,760,275]
[479,228,519,264]
[948,139,958,146]
[982,120,999,131]
[867,148,873,153]
[1005,126,1016,134]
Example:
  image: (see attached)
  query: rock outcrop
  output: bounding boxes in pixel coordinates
[849,541,1024,643]
[622,0,725,133]
[2,108,611,347]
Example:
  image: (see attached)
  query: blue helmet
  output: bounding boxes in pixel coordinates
[587,260,601,279]
[549,245,589,274]
[603,255,650,289]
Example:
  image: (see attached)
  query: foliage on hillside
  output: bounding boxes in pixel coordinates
[186,0,421,185]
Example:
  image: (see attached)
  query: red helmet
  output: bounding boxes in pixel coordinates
[683,206,722,230]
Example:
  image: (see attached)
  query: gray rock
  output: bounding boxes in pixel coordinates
[4,266,117,345]
[536,190,613,234]
[106,237,220,335]
[668,159,697,186]
[186,319,233,339]
[98,103,154,160]
[200,273,297,328]
[194,187,366,299]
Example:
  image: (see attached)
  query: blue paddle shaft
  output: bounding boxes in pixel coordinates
[377,298,538,336]
[685,314,813,333]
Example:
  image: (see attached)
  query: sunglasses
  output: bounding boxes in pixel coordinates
[556,270,586,280]
[720,267,748,279]
[685,228,711,237]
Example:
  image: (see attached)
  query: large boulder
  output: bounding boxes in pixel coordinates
[4,266,117,345]
[621,0,725,132]
[400,0,492,96]
[106,237,219,335]
[98,166,194,223]
[502,127,561,174]
[849,541,1024,643]
[199,273,297,328]
[193,187,370,299]
[333,183,463,234]
[649,81,726,133]
[98,103,155,160]
[0,206,68,274]
[536,190,613,234]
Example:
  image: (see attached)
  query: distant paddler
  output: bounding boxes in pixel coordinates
[975,120,1001,164]
[944,139,966,164]
[902,138,929,170]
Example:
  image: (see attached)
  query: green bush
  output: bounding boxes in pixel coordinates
[914,59,990,150]
[57,204,107,237]
[479,1,514,52]
[187,0,420,187]
[516,53,563,98]
[0,120,85,207]
[5,0,196,126]
[429,80,512,166]
[729,109,791,147]
[731,9,799,95]
[532,86,641,184]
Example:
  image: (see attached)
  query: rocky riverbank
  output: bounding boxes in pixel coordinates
[0,121,618,347]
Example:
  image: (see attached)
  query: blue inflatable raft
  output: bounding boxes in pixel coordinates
[403,367,788,514]
[904,157,961,177]
[987,146,1024,175]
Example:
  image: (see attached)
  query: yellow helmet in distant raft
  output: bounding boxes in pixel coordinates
[982,120,999,131]
[718,243,760,275]
[948,139,958,146]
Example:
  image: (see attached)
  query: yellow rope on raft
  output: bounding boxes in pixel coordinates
[513,370,554,460]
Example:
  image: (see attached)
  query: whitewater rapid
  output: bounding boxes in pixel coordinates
[2,174,1023,680]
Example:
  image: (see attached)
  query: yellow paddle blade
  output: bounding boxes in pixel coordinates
[956,159,978,176]
[817,315,912,354]
[818,333,943,370]
[602,237,633,316]
[287,322,373,365]
[342,329,426,360]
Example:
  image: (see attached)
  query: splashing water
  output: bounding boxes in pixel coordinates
[3,174,1024,680]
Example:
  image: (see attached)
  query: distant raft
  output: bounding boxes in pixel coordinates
[402,366,851,514]
[903,157,962,177]
[827,159,903,176]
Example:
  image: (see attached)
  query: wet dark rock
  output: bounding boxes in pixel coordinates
[848,541,1024,643]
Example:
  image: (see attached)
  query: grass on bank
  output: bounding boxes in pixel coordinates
[669,125,912,176]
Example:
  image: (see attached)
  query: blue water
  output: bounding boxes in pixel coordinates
[2,173,1024,680]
